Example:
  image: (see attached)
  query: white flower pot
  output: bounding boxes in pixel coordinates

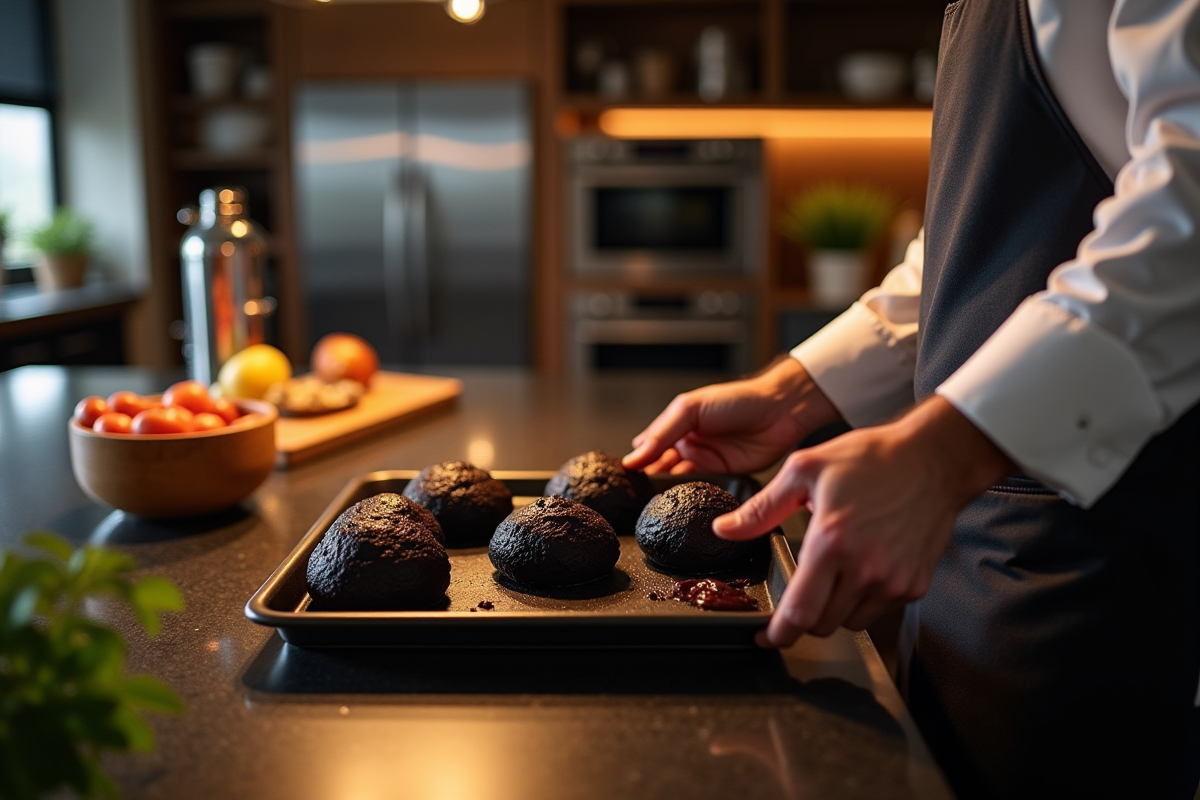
[807,249,868,308]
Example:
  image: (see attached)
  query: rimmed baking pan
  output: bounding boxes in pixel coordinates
[245,470,795,648]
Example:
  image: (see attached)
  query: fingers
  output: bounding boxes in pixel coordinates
[622,393,700,471]
[712,453,812,541]
[841,594,899,632]
[642,448,682,475]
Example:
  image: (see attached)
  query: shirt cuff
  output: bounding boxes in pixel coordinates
[791,301,916,428]
[936,298,1163,507]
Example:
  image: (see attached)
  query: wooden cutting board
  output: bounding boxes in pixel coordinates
[273,371,462,468]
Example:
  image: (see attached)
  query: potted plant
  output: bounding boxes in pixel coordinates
[778,183,895,307]
[27,208,96,292]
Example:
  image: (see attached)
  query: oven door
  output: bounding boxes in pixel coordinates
[571,164,756,279]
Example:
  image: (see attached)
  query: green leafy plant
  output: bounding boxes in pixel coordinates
[779,183,896,251]
[26,208,95,257]
[0,533,186,800]
[0,209,10,243]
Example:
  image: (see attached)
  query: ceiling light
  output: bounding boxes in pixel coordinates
[445,0,484,24]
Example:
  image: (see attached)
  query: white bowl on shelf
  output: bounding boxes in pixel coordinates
[199,106,271,154]
[837,52,909,103]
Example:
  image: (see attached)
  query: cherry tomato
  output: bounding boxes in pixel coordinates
[163,380,214,415]
[74,396,110,428]
[92,412,133,435]
[131,407,193,435]
[108,390,157,417]
[210,397,241,425]
[191,412,226,432]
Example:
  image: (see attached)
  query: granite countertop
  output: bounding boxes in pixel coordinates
[0,365,953,800]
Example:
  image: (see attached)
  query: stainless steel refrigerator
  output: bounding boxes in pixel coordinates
[293,82,531,365]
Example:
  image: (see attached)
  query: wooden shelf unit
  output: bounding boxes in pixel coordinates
[136,0,938,372]
[139,0,303,366]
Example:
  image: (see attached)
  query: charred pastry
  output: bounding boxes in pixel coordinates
[403,461,513,547]
[489,495,620,586]
[544,450,653,536]
[635,481,759,573]
[306,493,450,610]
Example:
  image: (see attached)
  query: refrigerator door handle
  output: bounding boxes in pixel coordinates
[383,164,410,354]
[408,167,432,342]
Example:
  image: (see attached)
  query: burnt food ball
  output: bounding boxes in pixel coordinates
[402,460,513,547]
[306,492,450,610]
[544,450,653,536]
[489,496,620,587]
[635,482,757,574]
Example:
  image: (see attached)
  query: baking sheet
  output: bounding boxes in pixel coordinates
[245,471,795,648]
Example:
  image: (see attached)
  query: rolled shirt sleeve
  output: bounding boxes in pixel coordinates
[937,0,1200,507]
[791,230,923,428]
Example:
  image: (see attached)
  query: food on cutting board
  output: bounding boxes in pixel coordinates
[263,375,364,416]
[217,343,292,400]
[402,461,513,547]
[635,482,761,574]
[544,450,654,536]
[312,332,379,387]
[72,381,246,435]
[306,493,450,610]
[489,495,620,587]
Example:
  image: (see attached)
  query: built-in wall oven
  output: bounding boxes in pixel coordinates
[566,138,763,372]
[568,138,762,280]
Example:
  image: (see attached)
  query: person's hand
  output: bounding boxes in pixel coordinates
[712,396,1014,647]
[622,357,842,475]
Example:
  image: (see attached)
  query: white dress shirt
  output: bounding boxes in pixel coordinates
[792,0,1200,508]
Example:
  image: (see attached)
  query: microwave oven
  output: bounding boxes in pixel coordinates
[567,138,763,280]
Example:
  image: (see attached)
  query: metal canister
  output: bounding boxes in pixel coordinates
[179,187,275,385]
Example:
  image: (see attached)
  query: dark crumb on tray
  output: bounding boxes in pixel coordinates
[477,600,495,610]
[647,590,666,601]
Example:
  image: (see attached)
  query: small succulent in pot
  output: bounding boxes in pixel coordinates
[27,208,96,292]
[778,183,896,308]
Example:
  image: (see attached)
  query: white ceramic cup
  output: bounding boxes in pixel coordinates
[188,43,240,99]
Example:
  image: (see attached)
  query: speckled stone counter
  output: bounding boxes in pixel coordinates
[0,366,953,800]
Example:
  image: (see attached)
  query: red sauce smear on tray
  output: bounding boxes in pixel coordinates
[671,578,759,612]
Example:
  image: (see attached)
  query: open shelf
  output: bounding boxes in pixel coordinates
[170,149,279,171]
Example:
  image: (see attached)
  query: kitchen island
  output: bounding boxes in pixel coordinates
[0,365,952,800]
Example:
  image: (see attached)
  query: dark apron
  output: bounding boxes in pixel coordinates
[899,2,1200,798]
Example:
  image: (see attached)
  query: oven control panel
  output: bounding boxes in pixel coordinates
[573,290,744,320]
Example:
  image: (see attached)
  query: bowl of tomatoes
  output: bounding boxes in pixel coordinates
[68,381,278,518]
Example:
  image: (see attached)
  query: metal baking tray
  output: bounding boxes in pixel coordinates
[245,470,795,648]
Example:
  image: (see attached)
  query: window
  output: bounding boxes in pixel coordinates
[0,0,58,272]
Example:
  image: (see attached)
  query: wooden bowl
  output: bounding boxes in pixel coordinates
[69,399,278,518]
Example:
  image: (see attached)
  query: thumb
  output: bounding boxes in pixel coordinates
[713,456,813,541]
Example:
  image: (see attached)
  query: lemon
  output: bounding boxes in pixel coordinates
[218,344,292,400]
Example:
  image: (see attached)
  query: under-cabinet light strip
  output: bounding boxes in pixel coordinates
[597,108,933,140]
